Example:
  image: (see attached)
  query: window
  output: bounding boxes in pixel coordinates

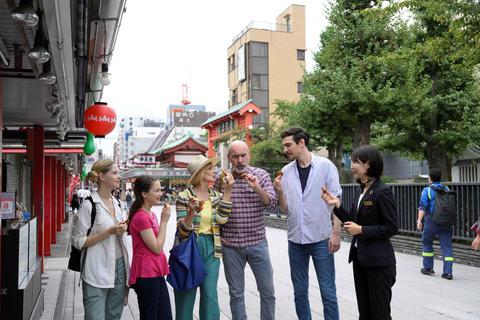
[297,50,306,61]
[232,88,238,106]
[229,54,235,72]
[251,42,267,57]
[287,18,291,32]
[297,82,303,93]
[251,75,268,90]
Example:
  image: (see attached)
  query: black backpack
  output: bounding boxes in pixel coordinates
[428,184,457,226]
[68,197,122,273]
[68,197,96,272]
[126,192,132,201]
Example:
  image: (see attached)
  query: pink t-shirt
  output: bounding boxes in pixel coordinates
[129,209,169,286]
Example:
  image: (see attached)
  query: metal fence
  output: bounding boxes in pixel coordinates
[266,183,480,241]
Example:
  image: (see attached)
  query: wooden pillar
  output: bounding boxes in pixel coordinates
[0,63,4,310]
[29,126,45,271]
[61,165,66,223]
[52,157,59,243]
[43,157,52,254]
[57,160,62,231]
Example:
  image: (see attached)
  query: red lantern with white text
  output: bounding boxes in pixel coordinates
[84,102,117,138]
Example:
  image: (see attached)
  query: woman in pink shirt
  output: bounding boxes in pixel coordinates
[127,175,172,319]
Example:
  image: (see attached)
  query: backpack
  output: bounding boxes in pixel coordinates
[68,197,96,272]
[68,197,122,273]
[428,184,457,226]
[126,192,132,201]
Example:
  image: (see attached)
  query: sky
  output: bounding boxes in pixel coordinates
[98,0,330,156]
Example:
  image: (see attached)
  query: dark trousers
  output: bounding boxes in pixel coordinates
[352,255,396,320]
[132,277,172,320]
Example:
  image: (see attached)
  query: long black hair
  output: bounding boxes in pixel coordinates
[127,175,160,234]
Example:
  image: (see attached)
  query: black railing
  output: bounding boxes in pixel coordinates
[266,183,480,241]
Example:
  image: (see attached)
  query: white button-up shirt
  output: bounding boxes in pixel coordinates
[282,154,342,244]
[71,192,130,288]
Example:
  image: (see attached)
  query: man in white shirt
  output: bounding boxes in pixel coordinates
[273,126,342,320]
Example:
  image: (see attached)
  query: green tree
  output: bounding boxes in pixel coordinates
[275,0,424,169]
[373,1,480,180]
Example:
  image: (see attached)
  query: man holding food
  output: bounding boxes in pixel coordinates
[214,140,278,320]
[273,126,342,320]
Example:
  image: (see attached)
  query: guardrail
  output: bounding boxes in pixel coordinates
[266,183,480,241]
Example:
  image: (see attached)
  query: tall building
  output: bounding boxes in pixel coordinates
[227,4,306,128]
[116,117,165,163]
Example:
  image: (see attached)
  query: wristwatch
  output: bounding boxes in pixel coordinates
[417,220,421,223]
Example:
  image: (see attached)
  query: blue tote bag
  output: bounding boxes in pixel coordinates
[167,231,208,291]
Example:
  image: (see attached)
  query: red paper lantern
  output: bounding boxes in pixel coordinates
[84,102,117,138]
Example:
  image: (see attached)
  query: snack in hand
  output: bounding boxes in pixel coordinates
[164,202,168,208]
[196,200,205,212]
[277,170,284,180]
[241,173,248,178]
[321,186,328,194]
[123,219,130,225]
[222,171,227,176]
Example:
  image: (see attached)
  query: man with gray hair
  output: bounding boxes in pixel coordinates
[214,140,277,320]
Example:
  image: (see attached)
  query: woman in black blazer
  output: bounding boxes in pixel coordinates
[322,145,398,320]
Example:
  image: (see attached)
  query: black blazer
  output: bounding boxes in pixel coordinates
[334,178,398,267]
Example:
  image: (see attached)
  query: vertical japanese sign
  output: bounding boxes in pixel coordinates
[1,192,16,219]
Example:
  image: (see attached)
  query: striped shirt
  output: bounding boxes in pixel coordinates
[214,166,278,248]
[175,187,232,258]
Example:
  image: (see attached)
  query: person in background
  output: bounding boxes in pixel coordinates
[125,188,134,211]
[128,175,172,319]
[417,168,454,280]
[174,155,233,320]
[321,145,398,320]
[471,216,480,251]
[71,159,130,320]
[71,186,80,213]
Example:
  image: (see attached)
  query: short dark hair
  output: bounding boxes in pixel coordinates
[351,145,384,178]
[429,168,442,182]
[280,126,310,147]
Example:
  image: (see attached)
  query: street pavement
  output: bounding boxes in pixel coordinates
[41,204,480,320]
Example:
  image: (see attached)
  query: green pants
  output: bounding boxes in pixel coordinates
[82,258,127,320]
[174,234,220,320]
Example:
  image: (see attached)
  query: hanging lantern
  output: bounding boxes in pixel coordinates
[84,102,117,138]
[83,132,95,155]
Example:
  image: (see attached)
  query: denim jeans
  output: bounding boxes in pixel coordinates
[222,237,275,320]
[288,239,339,320]
[422,215,453,274]
[132,277,172,320]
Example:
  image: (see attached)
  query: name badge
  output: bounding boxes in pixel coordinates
[364,201,373,206]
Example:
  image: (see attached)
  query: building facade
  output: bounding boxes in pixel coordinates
[116,117,165,163]
[227,4,306,128]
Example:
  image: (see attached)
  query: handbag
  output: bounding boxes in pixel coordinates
[167,231,207,291]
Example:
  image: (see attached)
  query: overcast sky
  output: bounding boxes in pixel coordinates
[99,0,330,156]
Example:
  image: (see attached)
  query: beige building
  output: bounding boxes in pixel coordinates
[227,4,306,128]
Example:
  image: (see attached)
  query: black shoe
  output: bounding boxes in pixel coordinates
[441,273,453,280]
[421,268,435,275]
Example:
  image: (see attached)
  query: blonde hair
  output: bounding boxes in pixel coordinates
[189,165,208,187]
[87,159,115,184]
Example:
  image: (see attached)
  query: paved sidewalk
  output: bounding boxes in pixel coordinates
[41,205,480,320]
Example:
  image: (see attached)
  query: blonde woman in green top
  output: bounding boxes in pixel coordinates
[174,155,233,320]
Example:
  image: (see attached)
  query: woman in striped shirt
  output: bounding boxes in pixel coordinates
[174,155,233,320]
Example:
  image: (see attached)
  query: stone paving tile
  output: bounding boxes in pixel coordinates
[42,206,480,320]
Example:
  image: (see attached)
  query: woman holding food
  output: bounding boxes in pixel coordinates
[321,145,398,320]
[174,155,233,320]
[127,175,172,319]
[71,159,129,320]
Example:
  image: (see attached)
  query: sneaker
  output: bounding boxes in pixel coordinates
[441,273,453,280]
[421,268,435,275]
